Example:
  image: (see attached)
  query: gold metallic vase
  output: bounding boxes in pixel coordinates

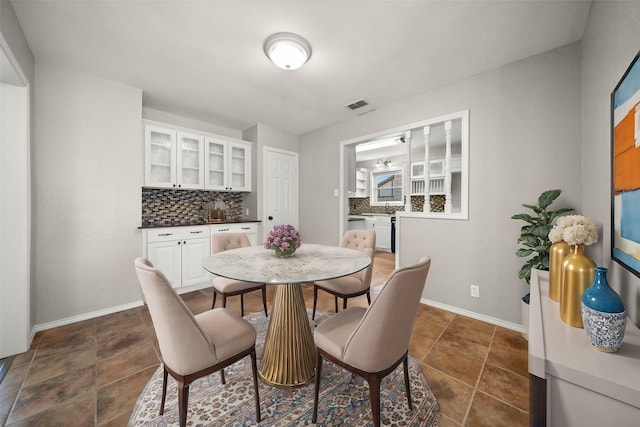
[549,241,571,301]
[560,244,595,328]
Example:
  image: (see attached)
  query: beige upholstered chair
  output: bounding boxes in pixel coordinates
[134,258,261,427]
[312,229,376,320]
[211,233,267,317]
[312,257,431,427]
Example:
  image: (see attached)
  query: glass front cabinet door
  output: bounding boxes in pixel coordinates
[228,141,251,192]
[205,137,251,192]
[144,125,176,188]
[176,131,204,189]
[144,125,204,189]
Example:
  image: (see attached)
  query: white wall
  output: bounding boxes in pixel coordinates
[142,107,242,139]
[581,1,640,325]
[1,0,35,331]
[34,64,143,324]
[299,43,583,325]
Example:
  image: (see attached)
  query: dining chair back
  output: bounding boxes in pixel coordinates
[312,256,431,427]
[312,229,376,319]
[210,233,268,317]
[134,257,261,427]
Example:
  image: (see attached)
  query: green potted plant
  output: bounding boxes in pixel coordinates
[511,189,574,304]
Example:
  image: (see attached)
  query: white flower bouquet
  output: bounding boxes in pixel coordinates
[549,215,598,246]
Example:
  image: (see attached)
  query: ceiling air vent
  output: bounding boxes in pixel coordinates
[345,99,369,110]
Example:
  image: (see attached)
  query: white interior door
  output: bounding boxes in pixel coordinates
[0,37,31,358]
[264,147,298,238]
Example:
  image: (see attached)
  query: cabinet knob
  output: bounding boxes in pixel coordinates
[268,216,273,220]
[177,241,181,245]
[178,184,181,188]
[173,184,176,188]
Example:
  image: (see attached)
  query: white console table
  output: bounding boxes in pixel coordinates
[528,269,640,426]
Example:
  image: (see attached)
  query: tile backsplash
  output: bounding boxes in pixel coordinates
[348,195,444,214]
[141,188,244,226]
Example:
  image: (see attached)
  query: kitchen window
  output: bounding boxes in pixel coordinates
[370,167,404,206]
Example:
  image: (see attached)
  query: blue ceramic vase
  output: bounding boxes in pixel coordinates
[581,267,626,352]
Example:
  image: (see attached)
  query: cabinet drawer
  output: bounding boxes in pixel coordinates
[210,223,257,234]
[211,223,259,246]
[146,226,209,243]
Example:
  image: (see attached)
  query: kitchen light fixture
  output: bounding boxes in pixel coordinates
[356,138,398,153]
[264,32,312,70]
[376,159,393,168]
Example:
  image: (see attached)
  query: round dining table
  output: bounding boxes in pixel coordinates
[202,243,371,388]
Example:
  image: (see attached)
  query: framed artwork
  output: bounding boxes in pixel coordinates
[611,50,640,278]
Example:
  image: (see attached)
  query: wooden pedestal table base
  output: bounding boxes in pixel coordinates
[259,284,316,388]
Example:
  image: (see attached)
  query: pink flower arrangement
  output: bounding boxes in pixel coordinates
[264,224,301,255]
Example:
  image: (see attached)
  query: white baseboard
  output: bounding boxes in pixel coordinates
[29,286,521,342]
[420,298,523,332]
[31,300,145,337]
[30,281,213,337]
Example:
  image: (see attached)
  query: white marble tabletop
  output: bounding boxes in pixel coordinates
[202,243,371,284]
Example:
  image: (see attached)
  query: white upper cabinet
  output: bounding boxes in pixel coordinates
[176,131,204,189]
[143,121,251,192]
[144,124,204,189]
[204,137,251,192]
[144,125,177,188]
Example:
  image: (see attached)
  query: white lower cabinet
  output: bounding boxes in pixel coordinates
[143,223,261,289]
[181,238,212,287]
[364,216,391,252]
[144,226,211,289]
[376,222,391,252]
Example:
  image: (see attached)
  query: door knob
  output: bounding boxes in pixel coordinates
[268,216,273,220]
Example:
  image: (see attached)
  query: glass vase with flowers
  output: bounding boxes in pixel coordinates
[264,224,301,257]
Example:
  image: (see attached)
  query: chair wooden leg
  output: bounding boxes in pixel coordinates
[343,296,348,310]
[240,294,245,317]
[312,285,319,320]
[178,380,189,427]
[403,355,412,410]
[367,375,382,427]
[261,285,268,317]
[222,295,227,308]
[334,295,338,313]
[312,353,324,424]
[250,350,261,422]
[366,291,371,305]
[160,365,168,415]
[220,369,226,384]
[212,291,217,309]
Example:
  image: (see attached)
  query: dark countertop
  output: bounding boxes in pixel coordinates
[138,219,261,229]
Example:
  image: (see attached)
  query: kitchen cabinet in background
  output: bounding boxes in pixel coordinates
[204,137,251,192]
[142,222,261,292]
[142,120,251,192]
[143,124,204,189]
[353,167,368,197]
[143,226,210,288]
[348,217,366,231]
[365,216,392,252]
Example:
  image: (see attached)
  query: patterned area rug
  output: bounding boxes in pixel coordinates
[129,311,440,426]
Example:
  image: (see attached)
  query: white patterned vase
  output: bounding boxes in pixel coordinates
[581,267,626,352]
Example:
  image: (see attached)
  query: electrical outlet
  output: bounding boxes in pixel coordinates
[334,188,339,197]
[246,208,250,216]
[470,285,480,298]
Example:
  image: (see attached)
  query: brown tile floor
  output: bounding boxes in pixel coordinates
[0,252,528,426]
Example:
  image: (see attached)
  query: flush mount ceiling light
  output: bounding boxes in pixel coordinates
[264,32,312,70]
[355,136,403,153]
